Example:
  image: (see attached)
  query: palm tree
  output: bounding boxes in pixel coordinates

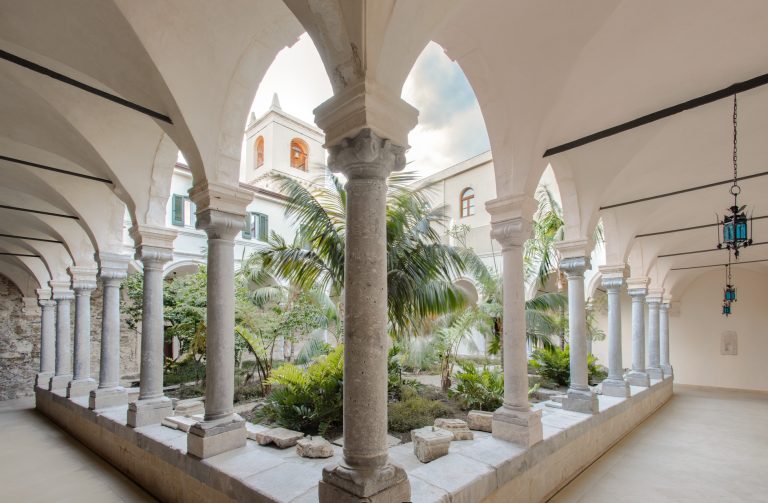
[257,171,488,340]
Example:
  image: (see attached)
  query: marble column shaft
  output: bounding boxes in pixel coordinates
[600,272,630,397]
[626,281,650,387]
[488,216,542,446]
[660,302,673,376]
[38,300,56,375]
[54,292,73,376]
[646,293,663,380]
[67,273,99,397]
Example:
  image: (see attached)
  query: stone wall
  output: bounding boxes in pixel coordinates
[0,275,41,400]
[0,275,140,401]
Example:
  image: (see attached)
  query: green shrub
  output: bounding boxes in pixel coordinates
[163,357,206,386]
[171,383,206,400]
[234,375,263,403]
[529,346,608,386]
[257,345,344,435]
[450,361,503,411]
[387,387,450,433]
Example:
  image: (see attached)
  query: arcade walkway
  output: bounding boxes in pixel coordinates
[550,385,768,502]
[0,396,155,502]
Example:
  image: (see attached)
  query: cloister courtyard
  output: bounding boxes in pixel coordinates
[1,1,767,502]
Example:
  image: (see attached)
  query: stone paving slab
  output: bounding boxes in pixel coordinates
[242,461,322,502]
[204,443,285,480]
[410,452,497,503]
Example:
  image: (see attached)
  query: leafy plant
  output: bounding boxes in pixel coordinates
[529,345,608,387]
[451,361,504,411]
[387,387,450,433]
[257,345,344,435]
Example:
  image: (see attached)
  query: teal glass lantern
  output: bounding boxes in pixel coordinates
[722,302,731,316]
[724,285,737,302]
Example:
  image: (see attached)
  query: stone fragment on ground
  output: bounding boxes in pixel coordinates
[174,399,204,417]
[411,426,453,463]
[434,418,474,440]
[162,415,198,432]
[245,422,270,441]
[251,426,304,448]
[466,410,493,432]
[296,436,334,458]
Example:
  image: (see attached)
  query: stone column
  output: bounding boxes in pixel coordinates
[35,288,56,388]
[557,243,598,414]
[48,280,74,391]
[67,267,99,397]
[645,288,664,380]
[625,277,650,387]
[487,200,542,446]
[660,298,673,377]
[128,226,176,427]
[599,265,630,397]
[186,183,251,458]
[89,253,130,409]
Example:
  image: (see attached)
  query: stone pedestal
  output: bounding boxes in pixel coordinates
[35,372,54,389]
[49,374,72,391]
[559,251,598,415]
[187,417,246,459]
[319,464,410,503]
[491,406,543,446]
[90,386,129,409]
[67,378,97,397]
[128,397,174,428]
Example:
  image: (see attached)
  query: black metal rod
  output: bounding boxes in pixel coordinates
[0,155,113,184]
[637,215,768,238]
[670,257,768,271]
[0,251,39,258]
[600,170,768,210]
[659,241,768,259]
[0,50,173,125]
[0,204,78,219]
[544,72,768,157]
[0,232,62,244]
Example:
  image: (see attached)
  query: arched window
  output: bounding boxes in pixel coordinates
[460,187,475,217]
[255,136,264,168]
[290,138,309,171]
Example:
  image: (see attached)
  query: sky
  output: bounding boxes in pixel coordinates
[249,34,490,176]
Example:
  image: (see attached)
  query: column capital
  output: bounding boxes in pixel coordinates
[38,299,57,309]
[68,266,99,292]
[626,277,649,298]
[646,288,664,304]
[490,217,532,249]
[328,128,406,180]
[599,264,626,291]
[188,181,252,216]
[36,288,51,302]
[49,281,75,301]
[129,224,178,252]
[98,252,130,282]
[314,79,418,149]
[486,194,537,225]
[195,209,245,241]
[555,239,591,261]
[560,256,590,277]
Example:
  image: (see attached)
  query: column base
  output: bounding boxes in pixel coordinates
[319,463,410,502]
[562,388,599,414]
[600,378,630,397]
[491,405,543,446]
[67,378,98,398]
[127,396,173,428]
[49,374,73,391]
[661,365,674,378]
[187,416,246,459]
[625,370,650,387]
[35,372,54,389]
[89,386,129,410]
[646,367,664,380]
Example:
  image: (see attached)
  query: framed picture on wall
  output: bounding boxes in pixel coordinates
[721,331,738,356]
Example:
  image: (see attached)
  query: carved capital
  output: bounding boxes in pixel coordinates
[195,209,245,241]
[646,288,664,304]
[36,288,51,302]
[98,252,130,282]
[490,218,532,249]
[49,280,75,301]
[486,194,537,225]
[130,224,177,251]
[560,256,590,277]
[555,239,591,261]
[328,128,406,180]
[602,276,623,291]
[38,299,56,309]
[625,276,649,299]
[188,181,252,216]
[68,266,98,292]
[136,246,174,269]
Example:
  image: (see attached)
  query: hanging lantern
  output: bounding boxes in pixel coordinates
[721,253,737,317]
[722,302,732,316]
[716,95,754,259]
[724,285,737,302]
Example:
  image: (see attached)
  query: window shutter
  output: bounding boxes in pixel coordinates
[242,213,252,239]
[171,195,183,226]
[189,200,197,227]
[258,213,269,241]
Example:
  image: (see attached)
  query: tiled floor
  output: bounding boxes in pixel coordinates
[549,385,768,502]
[0,396,155,502]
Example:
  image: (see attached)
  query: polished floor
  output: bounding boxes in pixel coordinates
[550,385,768,503]
[0,396,155,502]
